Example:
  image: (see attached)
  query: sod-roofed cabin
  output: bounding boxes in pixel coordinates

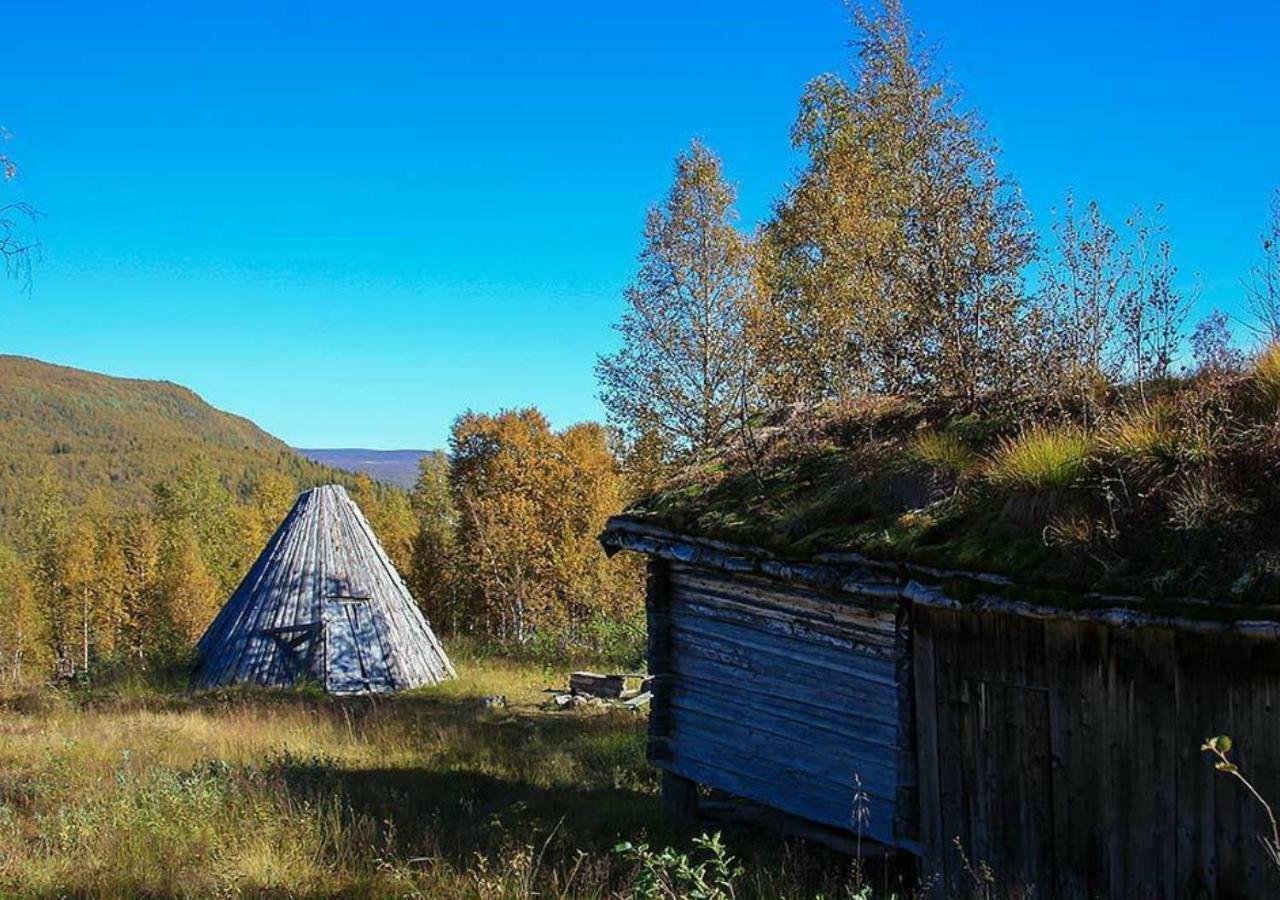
[601,402,1280,898]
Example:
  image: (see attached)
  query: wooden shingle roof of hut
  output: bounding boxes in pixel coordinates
[192,484,454,693]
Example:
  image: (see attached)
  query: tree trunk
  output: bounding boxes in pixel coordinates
[82,588,90,674]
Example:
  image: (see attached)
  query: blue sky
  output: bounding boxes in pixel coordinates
[3,1,1277,448]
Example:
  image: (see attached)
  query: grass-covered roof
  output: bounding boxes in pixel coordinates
[623,360,1280,606]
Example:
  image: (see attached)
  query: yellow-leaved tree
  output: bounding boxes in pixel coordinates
[750,0,1036,411]
[449,409,639,648]
[0,544,47,682]
[351,475,417,575]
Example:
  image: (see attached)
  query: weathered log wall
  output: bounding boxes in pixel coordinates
[647,559,917,849]
[914,605,1280,899]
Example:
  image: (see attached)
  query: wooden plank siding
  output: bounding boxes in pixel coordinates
[647,559,917,850]
[192,484,454,693]
[916,605,1280,899]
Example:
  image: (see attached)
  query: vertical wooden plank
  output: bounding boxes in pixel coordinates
[1021,682,1056,896]
[894,600,919,845]
[662,770,700,830]
[1099,627,1177,900]
[1174,628,1219,898]
[1238,641,1280,898]
[1204,635,1280,899]
[912,606,944,897]
[932,608,972,894]
[962,612,1054,898]
[1046,619,1112,899]
[646,558,674,768]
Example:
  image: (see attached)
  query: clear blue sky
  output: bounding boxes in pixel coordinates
[3,1,1277,448]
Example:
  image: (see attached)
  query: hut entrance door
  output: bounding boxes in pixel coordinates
[323,596,394,693]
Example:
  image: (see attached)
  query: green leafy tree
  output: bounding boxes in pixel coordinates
[409,454,461,630]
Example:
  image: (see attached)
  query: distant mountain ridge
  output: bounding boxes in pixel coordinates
[297,448,438,489]
[0,354,359,531]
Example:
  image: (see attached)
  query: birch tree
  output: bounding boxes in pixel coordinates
[120,512,163,664]
[59,520,97,674]
[1039,196,1130,419]
[597,140,754,460]
[409,453,460,630]
[0,544,46,682]
[449,409,638,646]
[1246,190,1280,344]
[0,126,37,286]
[750,0,1035,410]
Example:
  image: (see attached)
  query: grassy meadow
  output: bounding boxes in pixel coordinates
[0,644,888,899]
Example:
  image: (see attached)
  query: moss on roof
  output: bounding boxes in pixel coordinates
[623,392,1280,606]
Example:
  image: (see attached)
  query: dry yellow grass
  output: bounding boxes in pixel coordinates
[0,646,887,898]
[0,650,658,897]
[906,431,977,477]
[986,426,1095,491]
[1254,342,1280,411]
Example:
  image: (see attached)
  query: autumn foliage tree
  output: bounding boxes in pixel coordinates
[0,544,47,681]
[749,0,1035,410]
[0,446,492,679]
[449,408,639,647]
[352,474,417,575]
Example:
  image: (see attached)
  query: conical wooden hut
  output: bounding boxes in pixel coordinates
[192,484,453,693]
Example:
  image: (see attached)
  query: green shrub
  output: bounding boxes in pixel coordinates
[987,426,1094,491]
[615,832,744,900]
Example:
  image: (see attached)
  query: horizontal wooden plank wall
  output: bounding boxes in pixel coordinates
[915,605,1280,898]
[648,559,916,849]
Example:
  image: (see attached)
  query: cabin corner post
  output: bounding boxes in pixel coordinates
[646,557,698,825]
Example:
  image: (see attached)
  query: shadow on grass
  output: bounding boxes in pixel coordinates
[281,763,667,863]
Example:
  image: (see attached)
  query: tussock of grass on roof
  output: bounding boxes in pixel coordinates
[626,381,1280,604]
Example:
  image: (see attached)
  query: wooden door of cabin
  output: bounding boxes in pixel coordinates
[324,596,393,693]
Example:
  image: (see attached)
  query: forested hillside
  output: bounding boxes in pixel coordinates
[0,355,640,681]
[0,355,344,534]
